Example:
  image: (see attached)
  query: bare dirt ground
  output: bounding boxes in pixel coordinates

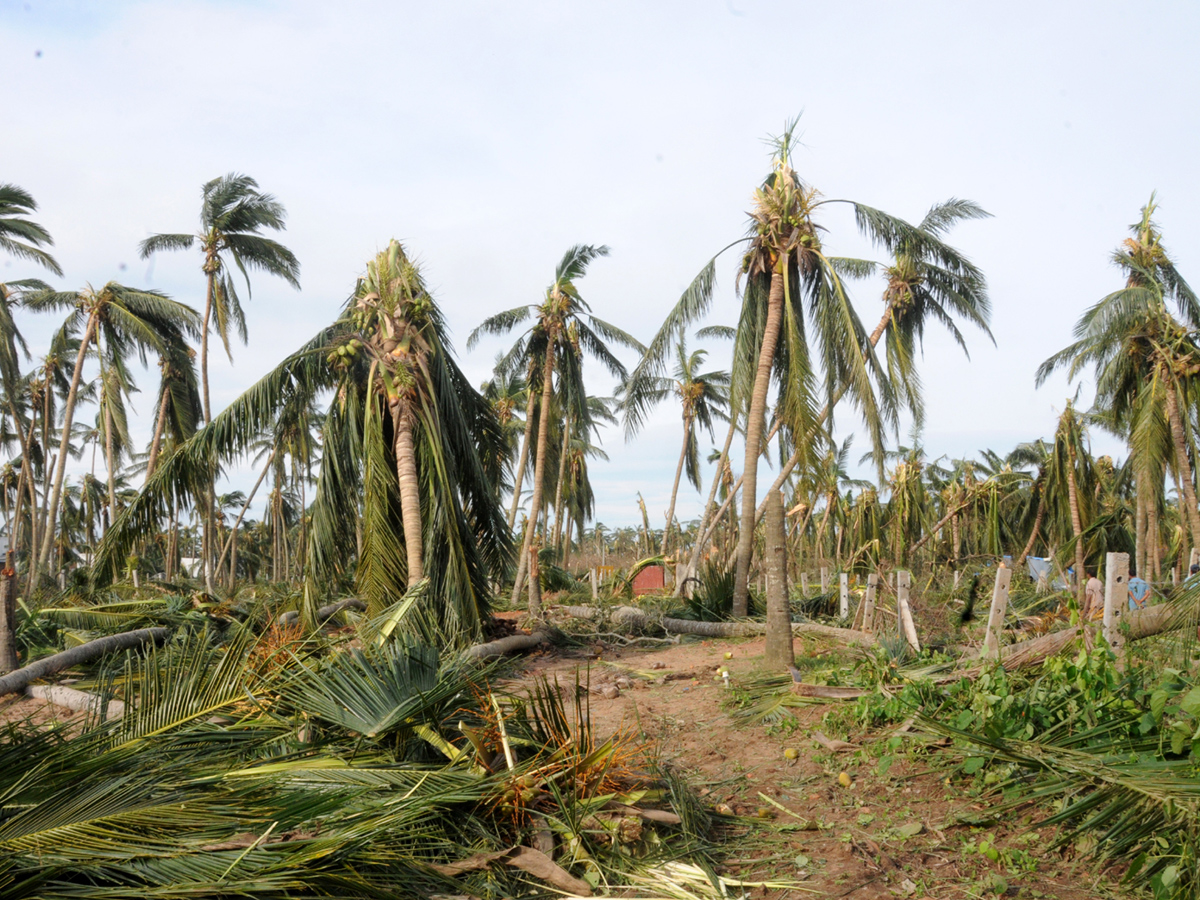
[505,633,1124,900]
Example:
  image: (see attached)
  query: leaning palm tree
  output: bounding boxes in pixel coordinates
[138,174,299,587]
[622,332,730,555]
[97,239,511,644]
[138,173,300,424]
[0,184,60,575]
[26,283,201,577]
[635,120,989,615]
[1038,196,1200,562]
[469,245,641,616]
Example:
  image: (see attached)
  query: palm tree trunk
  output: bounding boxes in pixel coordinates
[950,512,961,567]
[563,510,573,568]
[815,492,836,561]
[506,379,538,531]
[733,265,786,616]
[1066,448,1086,605]
[661,413,692,557]
[393,401,424,586]
[512,348,556,616]
[1016,490,1046,568]
[215,450,274,577]
[1148,497,1161,582]
[552,419,570,553]
[145,386,171,482]
[755,299,899,522]
[166,498,177,581]
[38,313,98,572]
[7,401,35,559]
[1164,381,1200,553]
[680,417,738,596]
[200,269,215,425]
[199,266,217,593]
[1134,471,1146,579]
[103,398,117,535]
[204,487,216,592]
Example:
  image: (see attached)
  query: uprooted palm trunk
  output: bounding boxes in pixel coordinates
[465,631,552,660]
[993,601,1200,671]
[0,627,171,698]
[556,605,876,647]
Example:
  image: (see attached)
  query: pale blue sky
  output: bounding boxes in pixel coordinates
[3,1,1199,527]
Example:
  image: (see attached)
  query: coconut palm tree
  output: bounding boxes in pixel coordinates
[145,334,201,481]
[634,121,989,615]
[138,175,300,587]
[1048,401,1095,603]
[469,245,641,616]
[622,332,730,556]
[1038,196,1200,563]
[0,185,60,579]
[26,283,200,578]
[0,184,61,278]
[98,239,511,643]
[138,173,300,424]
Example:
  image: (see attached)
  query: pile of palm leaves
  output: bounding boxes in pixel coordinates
[0,622,721,898]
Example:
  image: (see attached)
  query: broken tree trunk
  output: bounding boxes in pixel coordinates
[0,626,171,699]
[278,598,368,627]
[554,604,876,647]
[465,631,551,659]
[993,598,1200,671]
[0,551,17,673]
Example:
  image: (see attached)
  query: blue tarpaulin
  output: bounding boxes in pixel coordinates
[1026,556,1069,590]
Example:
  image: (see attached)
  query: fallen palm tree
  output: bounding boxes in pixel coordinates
[990,599,1200,671]
[553,604,876,647]
[0,626,170,698]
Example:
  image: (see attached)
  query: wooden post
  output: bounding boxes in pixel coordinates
[862,573,878,633]
[763,492,794,669]
[839,572,849,619]
[1104,551,1130,657]
[982,564,1012,659]
[800,572,808,596]
[896,570,920,653]
[820,566,829,593]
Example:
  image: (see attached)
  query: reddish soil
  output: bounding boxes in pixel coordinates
[506,635,1122,900]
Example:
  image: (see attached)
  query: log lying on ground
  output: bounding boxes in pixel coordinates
[553,605,876,647]
[990,601,1200,671]
[465,631,551,660]
[0,626,171,699]
[278,598,368,627]
[27,683,125,718]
